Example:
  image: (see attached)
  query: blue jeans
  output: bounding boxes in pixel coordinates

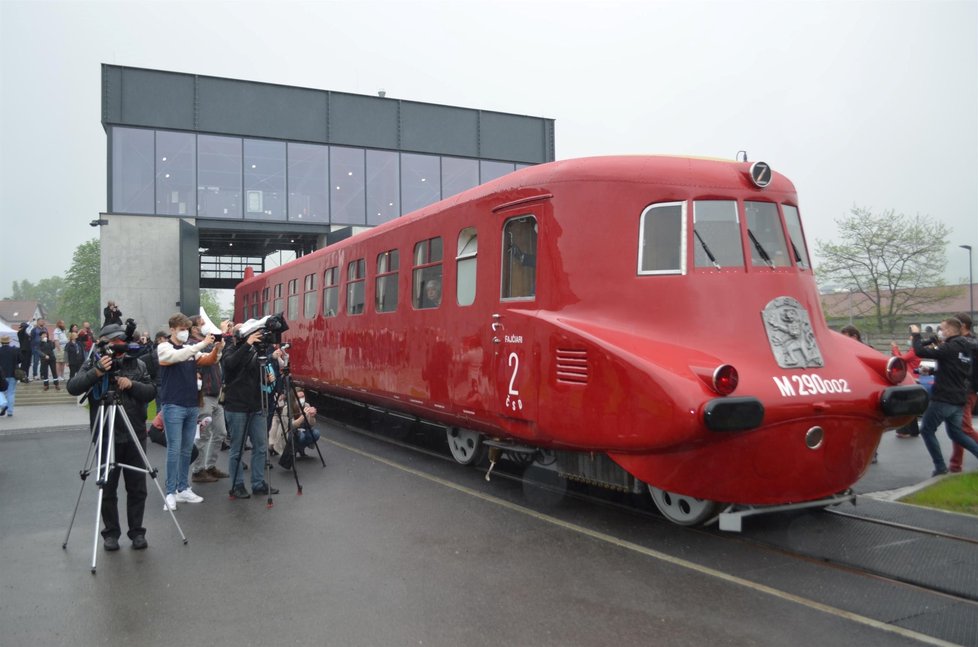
[918,400,974,472]
[3,377,16,413]
[226,410,268,489]
[162,403,199,495]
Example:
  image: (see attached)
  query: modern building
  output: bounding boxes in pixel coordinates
[100,64,555,330]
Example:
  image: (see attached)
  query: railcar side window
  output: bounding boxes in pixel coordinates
[241,293,249,322]
[323,267,338,317]
[693,200,744,269]
[346,259,366,315]
[376,249,399,313]
[782,205,811,269]
[745,201,790,268]
[303,273,317,319]
[252,291,260,319]
[261,288,269,317]
[273,284,284,314]
[456,228,478,306]
[287,279,299,321]
[413,237,443,309]
[502,216,537,299]
[638,202,684,274]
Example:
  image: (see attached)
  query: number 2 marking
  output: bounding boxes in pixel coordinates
[508,352,520,395]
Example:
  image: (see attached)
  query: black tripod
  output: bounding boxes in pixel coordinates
[63,387,187,573]
[228,354,277,506]
[271,366,326,495]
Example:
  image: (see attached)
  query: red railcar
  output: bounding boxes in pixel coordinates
[234,156,926,525]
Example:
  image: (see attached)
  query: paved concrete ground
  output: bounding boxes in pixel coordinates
[0,405,970,646]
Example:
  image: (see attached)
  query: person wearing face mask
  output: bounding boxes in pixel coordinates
[67,324,156,551]
[157,313,221,511]
[911,318,978,476]
[38,329,59,391]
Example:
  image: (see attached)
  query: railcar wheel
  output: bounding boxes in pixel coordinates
[446,427,485,465]
[648,486,720,526]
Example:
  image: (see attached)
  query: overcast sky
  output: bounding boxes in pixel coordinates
[1,0,976,300]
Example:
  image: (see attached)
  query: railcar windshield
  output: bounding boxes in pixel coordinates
[693,200,743,268]
[782,205,811,269]
[745,201,791,268]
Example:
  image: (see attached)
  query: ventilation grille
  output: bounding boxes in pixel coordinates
[556,348,589,384]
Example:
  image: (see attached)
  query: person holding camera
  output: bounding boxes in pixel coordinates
[157,313,221,510]
[67,324,156,551]
[911,318,978,476]
[948,313,978,473]
[222,325,279,499]
[103,301,123,328]
[188,315,230,484]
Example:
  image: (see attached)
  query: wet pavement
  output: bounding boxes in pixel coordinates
[0,405,972,646]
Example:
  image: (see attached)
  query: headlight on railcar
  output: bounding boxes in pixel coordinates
[885,357,907,385]
[713,364,739,396]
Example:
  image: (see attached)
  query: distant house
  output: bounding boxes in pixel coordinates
[0,300,46,329]
[820,283,976,335]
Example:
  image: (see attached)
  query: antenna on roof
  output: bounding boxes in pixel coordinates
[736,150,748,162]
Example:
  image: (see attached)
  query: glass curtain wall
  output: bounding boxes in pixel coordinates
[112,126,532,224]
[156,131,196,216]
[112,128,155,213]
[244,139,286,220]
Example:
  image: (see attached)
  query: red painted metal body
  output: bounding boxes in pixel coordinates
[235,156,918,506]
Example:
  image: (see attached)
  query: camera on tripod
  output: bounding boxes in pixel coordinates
[93,319,141,376]
[238,313,290,357]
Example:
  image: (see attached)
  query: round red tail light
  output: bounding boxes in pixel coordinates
[886,357,907,385]
[713,364,739,396]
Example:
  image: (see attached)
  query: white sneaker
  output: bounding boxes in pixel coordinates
[175,488,204,503]
[164,493,178,511]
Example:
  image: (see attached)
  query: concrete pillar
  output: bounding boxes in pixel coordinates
[99,213,198,335]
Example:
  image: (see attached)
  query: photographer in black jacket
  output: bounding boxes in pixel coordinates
[67,324,156,551]
[221,324,278,499]
[911,318,978,476]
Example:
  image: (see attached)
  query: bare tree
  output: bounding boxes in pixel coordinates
[816,207,956,333]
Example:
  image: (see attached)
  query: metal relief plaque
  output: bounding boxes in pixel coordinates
[763,297,824,369]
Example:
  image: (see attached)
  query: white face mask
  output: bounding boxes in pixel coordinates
[197,379,203,391]
[175,330,189,343]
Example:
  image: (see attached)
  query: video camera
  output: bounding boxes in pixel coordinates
[93,318,142,374]
[237,313,289,357]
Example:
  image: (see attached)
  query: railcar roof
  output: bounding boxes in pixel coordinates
[241,155,795,287]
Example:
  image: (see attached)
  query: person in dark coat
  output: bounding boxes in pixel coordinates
[0,335,19,415]
[67,324,156,551]
[65,332,86,379]
[911,318,978,476]
[37,330,59,390]
[103,301,123,327]
[16,322,31,382]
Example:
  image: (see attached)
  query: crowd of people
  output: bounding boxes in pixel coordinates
[16,300,321,553]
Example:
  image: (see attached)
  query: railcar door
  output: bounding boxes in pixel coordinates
[489,213,540,430]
